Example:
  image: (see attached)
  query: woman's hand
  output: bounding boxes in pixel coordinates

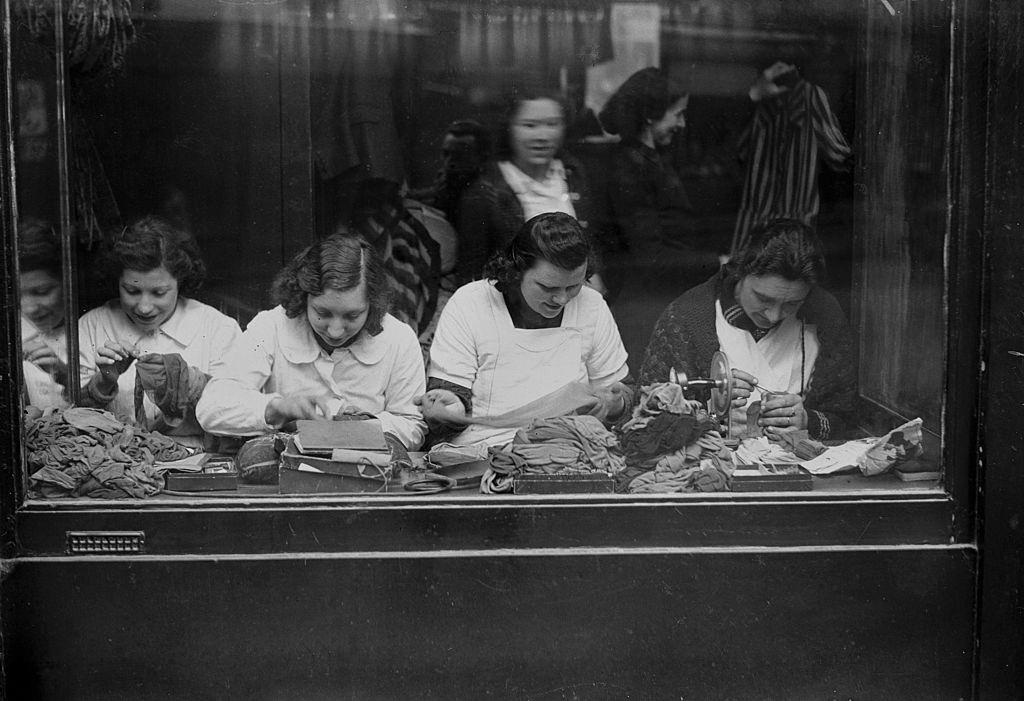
[759,392,808,436]
[749,61,796,102]
[415,389,466,422]
[23,338,68,383]
[134,353,166,379]
[593,382,628,420]
[265,393,334,427]
[94,340,138,390]
[731,369,758,408]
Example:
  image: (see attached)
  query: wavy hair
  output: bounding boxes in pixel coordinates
[726,218,826,286]
[598,67,688,142]
[270,232,391,336]
[483,212,597,292]
[107,216,207,297]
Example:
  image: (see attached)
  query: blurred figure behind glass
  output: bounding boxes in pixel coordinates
[409,119,490,227]
[18,218,70,409]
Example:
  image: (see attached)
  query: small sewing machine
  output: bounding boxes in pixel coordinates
[669,350,735,439]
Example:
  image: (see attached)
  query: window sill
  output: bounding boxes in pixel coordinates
[14,477,956,557]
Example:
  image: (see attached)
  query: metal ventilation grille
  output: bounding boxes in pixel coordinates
[66,531,146,555]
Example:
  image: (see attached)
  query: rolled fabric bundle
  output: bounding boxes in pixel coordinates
[425,441,490,469]
[236,434,287,484]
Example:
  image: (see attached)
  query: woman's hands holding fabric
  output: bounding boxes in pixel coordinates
[730,369,757,408]
[265,392,334,427]
[23,337,68,383]
[759,392,808,435]
[415,389,466,422]
[134,353,167,380]
[94,340,138,389]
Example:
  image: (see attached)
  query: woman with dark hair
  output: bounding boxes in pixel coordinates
[639,218,856,440]
[78,216,241,445]
[598,67,692,249]
[18,218,69,408]
[196,233,427,449]
[420,212,631,448]
[456,88,608,289]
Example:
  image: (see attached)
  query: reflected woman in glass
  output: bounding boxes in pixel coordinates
[457,89,606,291]
[196,233,427,449]
[78,216,241,447]
[639,218,856,440]
[18,219,69,409]
[598,67,693,250]
[420,212,631,448]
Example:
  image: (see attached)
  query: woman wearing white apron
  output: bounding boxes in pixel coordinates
[639,218,857,441]
[420,212,631,448]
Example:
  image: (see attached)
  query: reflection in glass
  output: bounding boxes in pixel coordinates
[18,219,69,410]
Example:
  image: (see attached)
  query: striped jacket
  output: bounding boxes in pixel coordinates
[731,80,851,253]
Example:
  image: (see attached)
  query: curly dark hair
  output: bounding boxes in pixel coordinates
[493,87,570,161]
[598,67,688,142]
[483,212,598,292]
[107,216,207,297]
[17,217,61,277]
[726,218,826,286]
[270,231,392,336]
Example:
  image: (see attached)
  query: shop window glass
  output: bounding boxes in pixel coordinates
[10,0,953,506]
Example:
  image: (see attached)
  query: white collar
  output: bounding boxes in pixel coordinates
[278,311,389,366]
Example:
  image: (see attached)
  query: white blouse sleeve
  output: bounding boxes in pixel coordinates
[202,312,243,374]
[196,311,281,436]
[426,287,479,389]
[586,296,630,388]
[375,324,428,450]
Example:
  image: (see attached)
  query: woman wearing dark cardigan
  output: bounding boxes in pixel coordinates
[639,218,857,440]
[456,88,608,289]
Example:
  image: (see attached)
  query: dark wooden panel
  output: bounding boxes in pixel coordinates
[977,0,1024,698]
[0,0,27,559]
[854,0,950,430]
[84,11,286,315]
[14,495,955,556]
[0,547,976,700]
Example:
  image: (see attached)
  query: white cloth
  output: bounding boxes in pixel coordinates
[78,298,241,445]
[715,299,820,435]
[21,315,69,410]
[428,280,628,447]
[196,307,427,449]
[497,159,577,220]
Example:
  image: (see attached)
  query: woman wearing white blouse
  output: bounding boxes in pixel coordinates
[78,217,241,447]
[196,233,427,450]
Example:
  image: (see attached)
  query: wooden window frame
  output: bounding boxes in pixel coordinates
[0,0,985,560]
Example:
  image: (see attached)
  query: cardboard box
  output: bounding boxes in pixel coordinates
[164,457,238,492]
[279,437,393,494]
